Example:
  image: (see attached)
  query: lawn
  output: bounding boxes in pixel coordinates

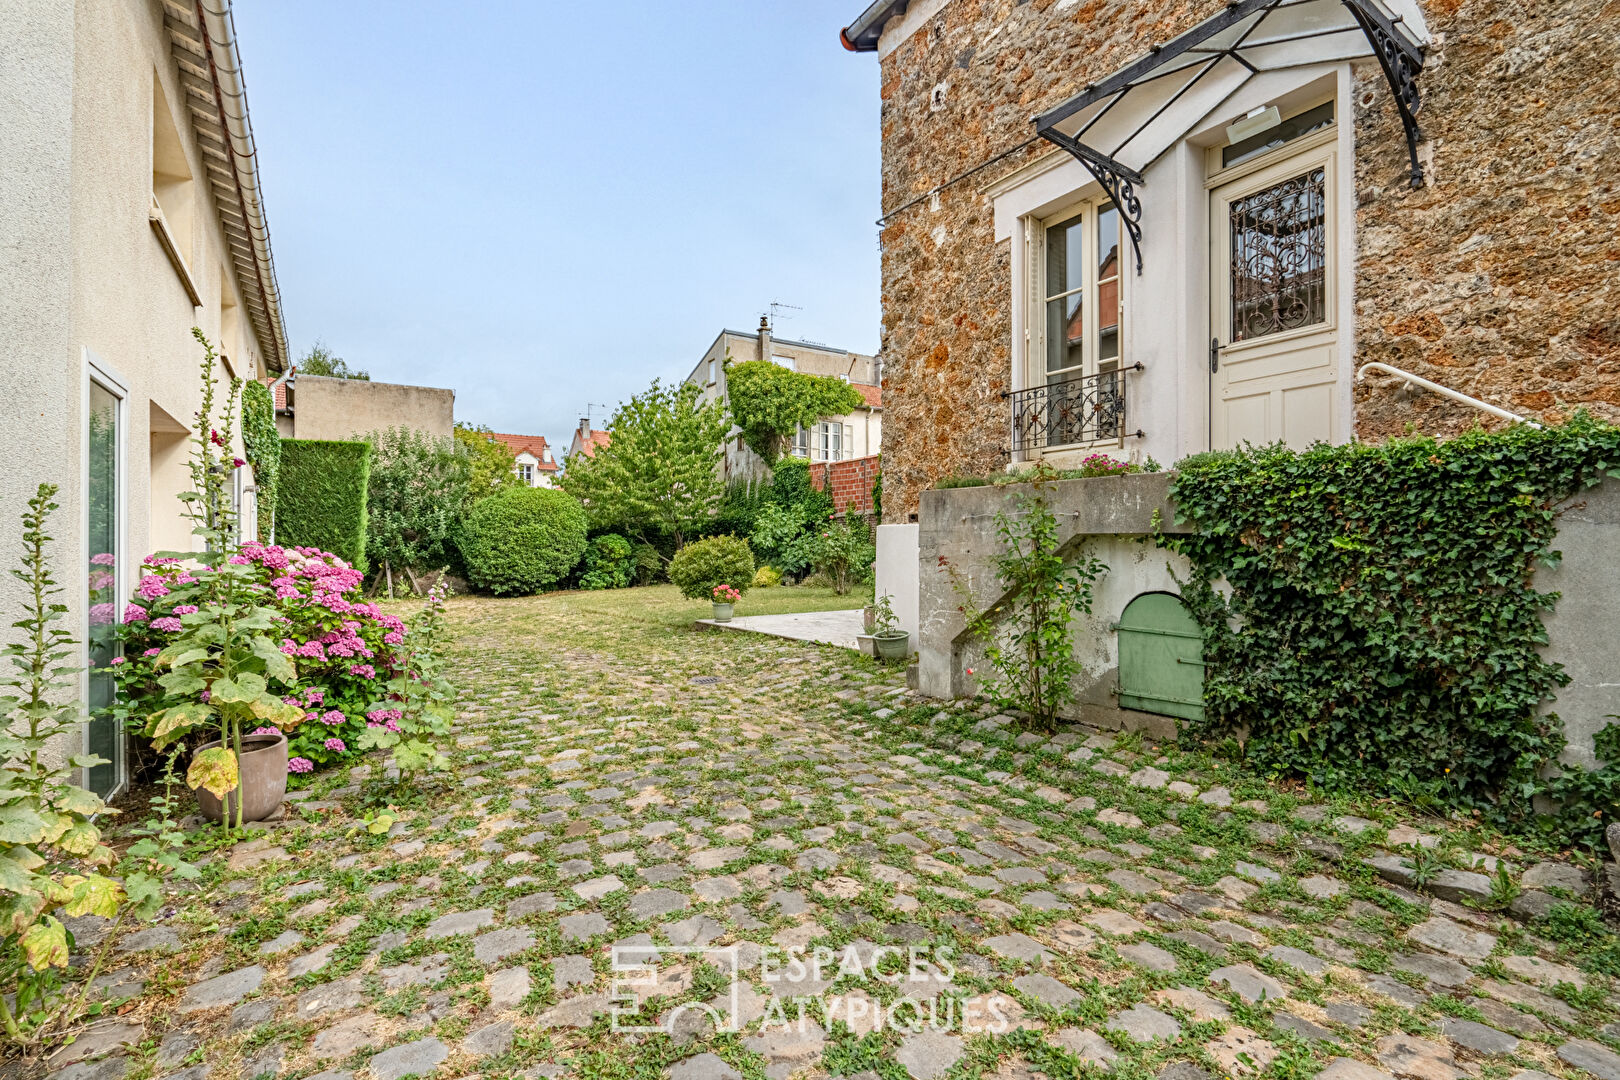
[530,582,869,631]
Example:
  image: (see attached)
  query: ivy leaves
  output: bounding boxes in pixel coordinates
[726,360,865,465]
[1164,414,1620,831]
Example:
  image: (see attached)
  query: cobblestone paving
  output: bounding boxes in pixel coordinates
[54,595,1620,1080]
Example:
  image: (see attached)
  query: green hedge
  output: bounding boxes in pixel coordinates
[276,439,371,572]
[241,380,280,543]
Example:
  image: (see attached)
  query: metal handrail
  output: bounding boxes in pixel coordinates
[1355,362,1543,430]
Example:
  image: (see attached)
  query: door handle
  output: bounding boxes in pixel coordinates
[1209,337,1220,374]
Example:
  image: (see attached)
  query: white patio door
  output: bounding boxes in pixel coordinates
[1209,143,1339,450]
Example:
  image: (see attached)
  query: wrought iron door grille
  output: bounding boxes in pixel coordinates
[1230,167,1327,341]
[1006,366,1140,453]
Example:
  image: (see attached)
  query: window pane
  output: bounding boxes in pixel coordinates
[1097,203,1121,363]
[1046,295,1084,374]
[1043,213,1085,300]
[1222,101,1334,169]
[86,382,119,798]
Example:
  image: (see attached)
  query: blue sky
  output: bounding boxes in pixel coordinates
[233,1,880,443]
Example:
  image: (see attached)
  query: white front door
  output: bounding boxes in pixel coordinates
[1209,142,1339,450]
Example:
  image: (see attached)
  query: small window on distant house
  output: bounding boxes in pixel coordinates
[517,463,534,484]
[792,427,810,459]
[810,422,845,463]
[772,355,796,370]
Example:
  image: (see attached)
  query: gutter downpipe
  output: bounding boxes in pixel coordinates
[1355,362,1544,430]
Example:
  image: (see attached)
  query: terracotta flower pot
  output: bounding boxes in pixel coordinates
[193,732,288,823]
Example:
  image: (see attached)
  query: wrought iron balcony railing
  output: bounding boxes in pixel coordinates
[1005,364,1143,454]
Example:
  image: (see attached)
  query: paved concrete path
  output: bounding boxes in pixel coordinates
[696,607,866,650]
[60,592,1617,1080]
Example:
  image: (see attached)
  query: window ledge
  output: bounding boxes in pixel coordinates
[149,194,201,307]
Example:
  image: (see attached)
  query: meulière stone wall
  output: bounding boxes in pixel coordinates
[874,0,1620,522]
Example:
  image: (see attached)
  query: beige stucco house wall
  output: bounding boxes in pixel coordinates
[277,374,455,443]
[0,0,289,796]
[686,320,883,481]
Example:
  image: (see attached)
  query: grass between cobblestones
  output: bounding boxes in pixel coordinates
[58,587,1619,1080]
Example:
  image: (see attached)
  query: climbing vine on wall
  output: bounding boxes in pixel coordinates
[1162,415,1620,821]
[726,359,864,465]
[240,379,280,543]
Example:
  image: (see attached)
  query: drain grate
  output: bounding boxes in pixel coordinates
[689,676,722,685]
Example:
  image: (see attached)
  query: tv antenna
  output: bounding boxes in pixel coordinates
[584,403,608,427]
[766,301,802,329]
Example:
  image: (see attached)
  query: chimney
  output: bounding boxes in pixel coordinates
[757,314,772,364]
[578,417,591,440]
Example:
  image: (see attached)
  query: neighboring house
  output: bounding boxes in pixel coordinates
[841,0,1620,522]
[263,368,454,442]
[0,0,289,799]
[686,317,884,480]
[567,417,612,463]
[489,432,561,488]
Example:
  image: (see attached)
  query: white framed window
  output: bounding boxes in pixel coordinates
[791,427,810,459]
[1031,198,1124,392]
[517,462,534,484]
[771,355,796,370]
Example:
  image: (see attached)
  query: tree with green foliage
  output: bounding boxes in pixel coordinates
[240,380,280,542]
[453,423,521,500]
[295,341,369,380]
[726,359,864,465]
[365,428,471,596]
[561,380,729,550]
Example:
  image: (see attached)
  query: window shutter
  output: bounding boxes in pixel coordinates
[843,425,853,460]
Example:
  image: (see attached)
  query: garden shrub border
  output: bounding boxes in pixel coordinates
[240,380,280,542]
[1160,415,1620,840]
[276,439,372,572]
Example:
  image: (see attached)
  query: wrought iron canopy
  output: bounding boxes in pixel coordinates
[1034,0,1428,274]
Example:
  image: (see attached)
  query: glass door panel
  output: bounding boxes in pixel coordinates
[86,381,121,798]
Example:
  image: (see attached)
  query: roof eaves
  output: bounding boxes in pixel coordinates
[174,0,290,373]
[841,0,910,51]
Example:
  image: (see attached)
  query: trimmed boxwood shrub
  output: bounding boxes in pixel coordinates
[461,487,588,596]
[277,439,371,572]
[668,535,754,601]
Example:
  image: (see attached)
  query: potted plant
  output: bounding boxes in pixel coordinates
[871,593,909,661]
[711,583,740,622]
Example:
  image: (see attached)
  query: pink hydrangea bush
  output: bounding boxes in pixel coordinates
[117,543,410,774]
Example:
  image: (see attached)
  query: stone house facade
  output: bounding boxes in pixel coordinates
[843,0,1620,523]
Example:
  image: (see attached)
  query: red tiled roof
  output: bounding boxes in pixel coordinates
[490,431,560,471]
[853,382,882,409]
[260,375,289,411]
[575,430,611,458]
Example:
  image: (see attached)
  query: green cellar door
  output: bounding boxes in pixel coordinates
[1115,592,1205,723]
